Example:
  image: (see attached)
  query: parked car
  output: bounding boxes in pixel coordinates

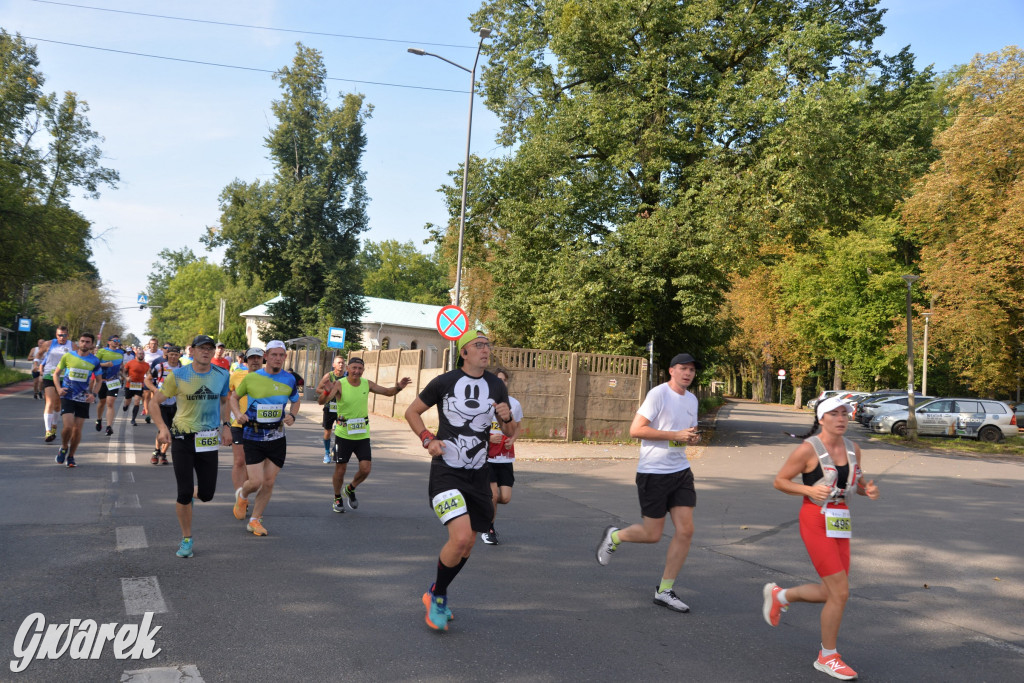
[855,392,929,425]
[857,395,934,425]
[807,390,843,411]
[870,398,1018,442]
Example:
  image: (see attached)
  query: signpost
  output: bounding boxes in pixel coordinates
[137,293,149,306]
[327,327,346,350]
[17,318,30,332]
[436,305,469,371]
[777,369,786,404]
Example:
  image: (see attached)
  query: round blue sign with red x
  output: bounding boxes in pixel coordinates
[436,305,468,341]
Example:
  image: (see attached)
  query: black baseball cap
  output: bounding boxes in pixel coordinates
[669,353,702,369]
[191,334,216,348]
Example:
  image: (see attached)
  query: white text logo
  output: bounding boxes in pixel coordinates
[10,612,162,673]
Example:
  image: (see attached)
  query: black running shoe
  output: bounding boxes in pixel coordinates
[95,419,102,432]
[105,426,113,436]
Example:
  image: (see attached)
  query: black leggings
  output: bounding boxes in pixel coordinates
[171,435,219,505]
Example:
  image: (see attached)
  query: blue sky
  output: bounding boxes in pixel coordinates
[1,0,1021,339]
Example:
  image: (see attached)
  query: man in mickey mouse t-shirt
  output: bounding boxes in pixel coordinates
[406,329,517,631]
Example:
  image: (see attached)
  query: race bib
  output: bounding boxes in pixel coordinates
[105,378,121,391]
[824,506,852,538]
[129,381,143,391]
[668,440,686,450]
[194,429,219,452]
[328,401,337,413]
[432,489,467,525]
[67,367,90,382]
[344,417,367,435]
[256,404,284,423]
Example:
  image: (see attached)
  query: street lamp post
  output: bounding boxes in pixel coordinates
[408,28,492,370]
[902,275,920,439]
[921,310,932,397]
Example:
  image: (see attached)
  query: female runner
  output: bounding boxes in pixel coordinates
[763,396,880,680]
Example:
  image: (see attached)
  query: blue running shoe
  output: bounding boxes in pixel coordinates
[55,447,67,464]
[65,455,76,468]
[422,584,453,630]
[323,451,332,464]
[176,537,194,558]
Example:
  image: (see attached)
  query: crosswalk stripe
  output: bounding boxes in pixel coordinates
[121,665,205,682]
[116,526,148,551]
[121,577,168,615]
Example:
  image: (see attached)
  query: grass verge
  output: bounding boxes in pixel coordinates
[0,366,31,387]
[870,432,1024,456]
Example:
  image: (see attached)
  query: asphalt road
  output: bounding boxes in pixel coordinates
[1,384,1022,682]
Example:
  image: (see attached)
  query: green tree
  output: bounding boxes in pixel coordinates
[432,0,934,364]
[357,239,449,305]
[206,43,369,342]
[0,31,117,322]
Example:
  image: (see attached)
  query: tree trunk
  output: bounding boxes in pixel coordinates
[832,359,843,390]
[794,385,803,408]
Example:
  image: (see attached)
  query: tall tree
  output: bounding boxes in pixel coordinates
[0,31,117,322]
[432,0,933,364]
[901,46,1024,396]
[33,276,123,340]
[206,43,370,342]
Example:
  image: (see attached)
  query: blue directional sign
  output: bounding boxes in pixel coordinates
[137,293,149,305]
[17,317,31,332]
[327,327,346,349]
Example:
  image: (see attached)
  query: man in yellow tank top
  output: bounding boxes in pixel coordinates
[318,356,410,513]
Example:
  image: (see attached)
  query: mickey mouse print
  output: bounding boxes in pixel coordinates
[420,369,510,469]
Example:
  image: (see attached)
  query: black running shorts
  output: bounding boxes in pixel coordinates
[487,461,515,488]
[243,436,287,468]
[60,398,90,419]
[428,460,493,532]
[635,469,696,519]
[333,437,371,464]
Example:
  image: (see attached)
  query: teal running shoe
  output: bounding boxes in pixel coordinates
[176,537,194,558]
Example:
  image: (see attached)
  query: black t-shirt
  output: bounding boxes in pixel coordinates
[419,368,509,470]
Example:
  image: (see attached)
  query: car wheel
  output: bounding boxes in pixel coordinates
[978,426,1002,443]
[891,421,907,437]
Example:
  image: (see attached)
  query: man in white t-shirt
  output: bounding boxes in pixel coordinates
[595,352,702,614]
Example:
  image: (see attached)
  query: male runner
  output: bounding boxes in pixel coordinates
[52,332,102,468]
[229,340,301,537]
[211,343,231,370]
[122,352,151,426]
[405,329,517,630]
[30,338,45,399]
[141,338,164,422]
[36,326,73,441]
[228,347,264,505]
[180,346,194,366]
[595,352,703,613]
[147,345,182,465]
[482,368,524,545]
[318,355,410,513]
[315,355,347,464]
[150,335,231,558]
[94,336,126,436]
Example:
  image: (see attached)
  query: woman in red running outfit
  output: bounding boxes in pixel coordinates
[762,396,879,681]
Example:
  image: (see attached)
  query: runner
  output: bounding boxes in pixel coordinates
[405,329,517,631]
[146,345,182,465]
[94,336,126,436]
[29,338,45,399]
[122,352,152,426]
[36,326,74,442]
[481,367,523,545]
[150,335,231,559]
[315,356,347,464]
[228,347,264,503]
[594,352,703,614]
[229,340,301,537]
[180,346,194,366]
[141,338,164,422]
[762,396,880,681]
[52,332,102,468]
[318,355,410,513]
[211,342,231,370]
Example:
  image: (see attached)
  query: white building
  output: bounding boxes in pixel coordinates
[240,295,448,368]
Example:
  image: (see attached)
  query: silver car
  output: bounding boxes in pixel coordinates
[870,398,1018,442]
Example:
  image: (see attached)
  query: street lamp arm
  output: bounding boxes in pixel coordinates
[406,48,471,73]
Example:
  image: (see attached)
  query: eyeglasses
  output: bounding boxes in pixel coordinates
[56,333,67,337]
[468,342,492,350]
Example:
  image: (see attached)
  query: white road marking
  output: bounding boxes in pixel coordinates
[116,493,141,509]
[112,471,118,483]
[121,665,205,682]
[116,526,148,550]
[127,471,135,483]
[108,433,120,463]
[125,432,137,464]
[121,576,168,615]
